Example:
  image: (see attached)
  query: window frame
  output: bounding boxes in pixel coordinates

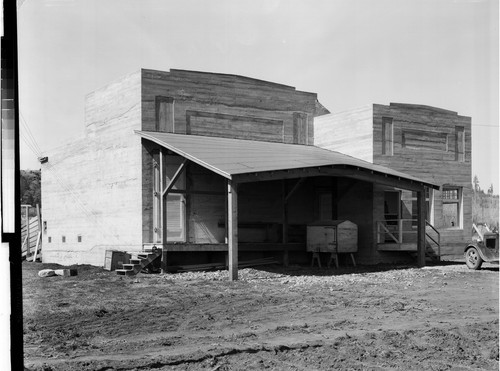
[441,186,463,229]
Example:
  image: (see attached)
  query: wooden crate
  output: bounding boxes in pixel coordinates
[104,250,131,271]
[307,220,358,253]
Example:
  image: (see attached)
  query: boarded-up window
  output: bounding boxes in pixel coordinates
[455,126,465,162]
[402,130,448,152]
[186,110,284,143]
[293,112,308,144]
[382,117,393,155]
[156,96,174,132]
[441,186,462,229]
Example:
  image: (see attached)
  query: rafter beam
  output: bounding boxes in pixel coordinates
[162,158,188,196]
[234,166,432,192]
[285,178,306,203]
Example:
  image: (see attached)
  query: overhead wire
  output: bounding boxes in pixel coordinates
[19,112,43,158]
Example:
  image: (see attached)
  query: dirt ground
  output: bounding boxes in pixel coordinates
[23,260,498,371]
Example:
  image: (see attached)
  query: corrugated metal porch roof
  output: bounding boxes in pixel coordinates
[136,131,438,189]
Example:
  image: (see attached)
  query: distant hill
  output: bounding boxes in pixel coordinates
[472,189,499,231]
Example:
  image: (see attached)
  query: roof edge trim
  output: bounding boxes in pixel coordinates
[135,131,232,180]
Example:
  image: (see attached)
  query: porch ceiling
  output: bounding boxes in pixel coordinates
[136,131,439,190]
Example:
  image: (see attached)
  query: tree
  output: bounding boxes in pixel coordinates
[488,184,494,196]
[20,170,41,209]
[473,175,480,192]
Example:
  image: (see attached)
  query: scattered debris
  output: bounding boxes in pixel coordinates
[38,269,77,278]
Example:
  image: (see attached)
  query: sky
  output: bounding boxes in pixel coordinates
[17,0,499,191]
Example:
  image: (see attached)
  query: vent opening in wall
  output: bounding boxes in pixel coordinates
[62,236,66,243]
[78,235,82,242]
[48,237,51,243]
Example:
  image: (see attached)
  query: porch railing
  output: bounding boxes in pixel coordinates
[376,219,441,259]
[376,219,416,244]
[425,220,441,260]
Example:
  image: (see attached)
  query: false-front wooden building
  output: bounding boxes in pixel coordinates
[315,103,472,259]
[41,69,441,278]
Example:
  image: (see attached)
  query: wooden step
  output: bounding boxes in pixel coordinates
[122,264,140,270]
[129,259,143,264]
[115,269,136,276]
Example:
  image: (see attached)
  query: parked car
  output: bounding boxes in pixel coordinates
[464,231,499,270]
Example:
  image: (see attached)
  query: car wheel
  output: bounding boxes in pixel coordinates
[465,247,483,270]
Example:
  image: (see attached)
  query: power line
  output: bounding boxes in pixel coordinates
[20,112,43,156]
[20,131,40,157]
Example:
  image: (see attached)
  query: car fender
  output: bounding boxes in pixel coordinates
[464,242,489,261]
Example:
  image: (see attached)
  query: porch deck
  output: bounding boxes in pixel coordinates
[377,243,417,251]
[145,242,306,252]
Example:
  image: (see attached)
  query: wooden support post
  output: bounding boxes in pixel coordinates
[417,189,426,267]
[282,180,289,267]
[160,149,167,273]
[398,219,403,243]
[227,180,238,281]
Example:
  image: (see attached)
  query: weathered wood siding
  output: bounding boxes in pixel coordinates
[141,69,322,145]
[313,105,374,162]
[41,71,143,266]
[373,103,472,256]
[336,180,380,264]
[187,164,226,244]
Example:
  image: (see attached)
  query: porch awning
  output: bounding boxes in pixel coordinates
[135,131,439,189]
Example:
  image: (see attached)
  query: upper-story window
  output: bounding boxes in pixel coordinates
[455,126,465,162]
[155,96,175,132]
[382,117,393,155]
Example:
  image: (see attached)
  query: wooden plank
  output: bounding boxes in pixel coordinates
[24,206,30,256]
[169,189,225,196]
[33,232,41,262]
[227,180,238,281]
[162,242,305,252]
[377,243,417,251]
